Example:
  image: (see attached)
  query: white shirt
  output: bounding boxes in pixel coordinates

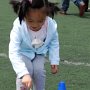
[28,17,48,48]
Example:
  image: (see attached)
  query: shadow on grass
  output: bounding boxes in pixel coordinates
[66,12,90,19]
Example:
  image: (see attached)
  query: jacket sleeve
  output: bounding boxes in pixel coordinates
[48,20,60,65]
[9,19,29,78]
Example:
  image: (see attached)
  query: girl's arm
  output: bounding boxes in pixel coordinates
[49,27,60,65]
[49,29,60,74]
[9,19,29,78]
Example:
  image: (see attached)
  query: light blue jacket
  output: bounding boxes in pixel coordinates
[9,17,60,78]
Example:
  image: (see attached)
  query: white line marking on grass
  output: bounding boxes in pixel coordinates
[0,53,90,67]
[0,53,8,58]
[46,59,90,67]
[62,60,90,67]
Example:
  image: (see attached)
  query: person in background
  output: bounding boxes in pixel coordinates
[83,0,89,12]
[9,0,60,90]
[60,0,86,16]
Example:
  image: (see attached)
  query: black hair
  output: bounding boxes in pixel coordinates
[10,0,60,24]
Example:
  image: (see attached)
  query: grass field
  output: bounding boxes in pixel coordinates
[0,0,90,90]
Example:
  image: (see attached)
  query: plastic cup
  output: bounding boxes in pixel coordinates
[58,81,66,90]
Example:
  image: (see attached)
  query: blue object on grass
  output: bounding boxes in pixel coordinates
[58,81,66,90]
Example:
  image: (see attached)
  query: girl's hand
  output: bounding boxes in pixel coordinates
[51,65,58,74]
[22,74,32,89]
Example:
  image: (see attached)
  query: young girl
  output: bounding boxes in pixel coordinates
[9,0,60,90]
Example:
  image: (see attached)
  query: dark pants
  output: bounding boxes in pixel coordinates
[61,0,70,11]
[61,0,85,11]
[83,0,89,11]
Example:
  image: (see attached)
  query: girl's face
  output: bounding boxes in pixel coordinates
[25,7,47,31]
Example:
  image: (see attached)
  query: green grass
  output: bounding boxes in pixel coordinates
[56,13,90,63]
[0,0,90,90]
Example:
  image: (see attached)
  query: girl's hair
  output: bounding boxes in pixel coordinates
[10,0,60,24]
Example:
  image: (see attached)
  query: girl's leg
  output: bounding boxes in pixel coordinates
[33,55,46,90]
[16,78,27,90]
[16,55,33,90]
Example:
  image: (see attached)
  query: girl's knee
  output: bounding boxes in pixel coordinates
[34,66,46,76]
